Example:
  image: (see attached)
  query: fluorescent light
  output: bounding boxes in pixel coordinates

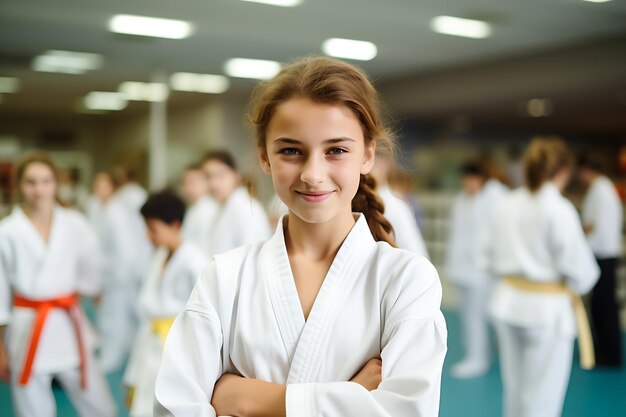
[0,77,19,93]
[583,0,612,3]
[33,50,103,74]
[109,14,193,39]
[83,92,127,111]
[119,82,169,102]
[322,38,378,61]
[224,58,281,80]
[170,73,230,94]
[239,0,302,6]
[431,16,491,39]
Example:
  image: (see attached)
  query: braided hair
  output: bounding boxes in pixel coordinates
[248,56,397,246]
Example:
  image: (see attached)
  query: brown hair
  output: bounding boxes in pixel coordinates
[248,56,396,245]
[202,149,238,172]
[16,151,59,184]
[523,136,573,192]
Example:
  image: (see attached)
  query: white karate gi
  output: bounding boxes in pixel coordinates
[181,196,217,255]
[0,206,116,417]
[484,182,600,417]
[124,242,207,417]
[378,186,429,259]
[207,187,271,256]
[98,183,153,373]
[445,190,493,375]
[582,175,623,258]
[154,213,447,417]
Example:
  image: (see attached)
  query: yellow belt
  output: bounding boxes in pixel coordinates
[151,317,176,343]
[504,277,595,370]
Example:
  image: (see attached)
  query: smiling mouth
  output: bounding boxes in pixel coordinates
[296,190,334,202]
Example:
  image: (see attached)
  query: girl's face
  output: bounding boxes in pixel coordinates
[261,97,375,225]
[20,162,57,208]
[203,160,239,204]
[93,172,114,201]
[181,169,208,204]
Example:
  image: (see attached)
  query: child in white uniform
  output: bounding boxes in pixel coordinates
[0,152,116,417]
[201,150,271,255]
[446,163,493,378]
[124,190,207,417]
[154,56,447,417]
[484,138,600,417]
[180,164,217,255]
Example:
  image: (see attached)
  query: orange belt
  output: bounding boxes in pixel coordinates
[13,293,88,389]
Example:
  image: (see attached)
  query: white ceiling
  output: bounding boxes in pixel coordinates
[0,0,625,117]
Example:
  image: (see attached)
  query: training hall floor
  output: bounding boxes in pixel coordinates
[2,309,625,416]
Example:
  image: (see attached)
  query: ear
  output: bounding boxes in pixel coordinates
[258,148,272,175]
[360,140,376,175]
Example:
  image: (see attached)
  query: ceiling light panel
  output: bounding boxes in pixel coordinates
[170,73,230,94]
[109,15,194,39]
[431,16,492,39]
[224,58,281,80]
[119,82,169,102]
[322,38,378,61]
[239,0,302,7]
[84,92,127,111]
[32,50,103,74]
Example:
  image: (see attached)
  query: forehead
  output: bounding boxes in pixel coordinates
[267,98,363,144]
[23,162,55,178]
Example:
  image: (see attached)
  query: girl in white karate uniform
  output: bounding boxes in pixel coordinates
[180,164,217,255]
[484,138,600,417]
[124,190,207,417]
[155,56,447,417]
[201,150,271,255]
[0,152,116,417]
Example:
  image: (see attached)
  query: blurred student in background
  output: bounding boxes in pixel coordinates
[85,171,116,250]
[484,137,599,417]
[201,150,271,255]
[180,164,216,255]
[578,156,623,368]
[371,151,429,258]
[124,190,206,417]
[446,163,494,378]
[98,166,152,374]
[0,152,115,417]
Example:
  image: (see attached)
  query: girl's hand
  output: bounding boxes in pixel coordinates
[350,358,382,391]
[0,344,10,383]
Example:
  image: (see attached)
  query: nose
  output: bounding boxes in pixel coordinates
[300,154,325,185]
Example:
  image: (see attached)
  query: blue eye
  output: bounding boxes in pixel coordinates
[328,147,347,155]
[280,148,301,156]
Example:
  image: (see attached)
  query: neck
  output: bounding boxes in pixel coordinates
[23,202,54,221]
[167,236,182,254]
[285,210,355,262]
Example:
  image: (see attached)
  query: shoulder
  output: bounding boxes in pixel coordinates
[57,207,92,231]
[374,243,440,297]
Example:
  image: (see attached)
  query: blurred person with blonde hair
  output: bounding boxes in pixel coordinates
[0,151,115,417]
[484,137,599,417]
[200,149,271,256]
[371,151,429,258]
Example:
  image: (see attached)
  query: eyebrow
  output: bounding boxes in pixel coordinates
[273,137,356,145]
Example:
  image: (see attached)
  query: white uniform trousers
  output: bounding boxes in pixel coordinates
[10,362,116,417]
[495,321,573,417]
[458,284,492,365]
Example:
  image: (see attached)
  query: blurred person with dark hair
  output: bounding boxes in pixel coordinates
[201,150,271,255]
[0,151,116,417]
[123,190,206,417]
[446,163,500,378]
[180,164,217,255]
[370,151,428,258]
[57,167,89,210]
[97,165,153,373]
[484,137,599,417]
[578,156,623,368]
[389,167,424,231]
